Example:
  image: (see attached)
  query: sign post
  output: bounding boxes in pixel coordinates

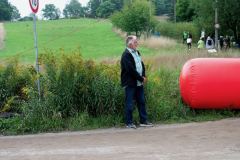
[29,0,41,99]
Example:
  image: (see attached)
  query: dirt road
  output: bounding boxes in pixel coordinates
[0,118,240,160]
[0,23,4,49]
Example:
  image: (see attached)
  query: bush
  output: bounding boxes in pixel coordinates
[40,52,124,118]
[21,94,64,133]
[156,21,200,42]
[0,60,33,113]
[145,67,189,122]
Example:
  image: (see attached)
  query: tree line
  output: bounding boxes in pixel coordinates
[0,0,20,21]
[41,0,176,20]
[0,0,174,21]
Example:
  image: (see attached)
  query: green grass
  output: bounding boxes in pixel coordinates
[0,18,154,63]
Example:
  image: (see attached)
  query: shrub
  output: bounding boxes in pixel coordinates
[156,21,200,42]
[145,67,189,122]
[40,52,124,118]
[0,60,33,113]
[21,93,64,133]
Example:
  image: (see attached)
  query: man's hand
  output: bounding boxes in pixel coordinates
[143,77,147,84]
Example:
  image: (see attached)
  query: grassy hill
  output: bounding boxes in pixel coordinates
[0,19,152,63]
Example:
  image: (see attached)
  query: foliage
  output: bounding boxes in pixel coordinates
[176,0,196,22]
[18,16,33,21]
[110,0,124,11]
[0,60,33,113]
[154,0,174,17]
[156,21,200,42]
[145,68,186,121]
[10,5,20,20]
[42,4,61,20]
[21,94,64,133]
[87,0,101,18]
[87,0,123,18]
[96,1,116,18]
[38,52,124,118]
[180,0,240,43]
[0,0,20,21]
[111,0,157,37]
[0,116,23,135]
[0,0,12,21]
[217,0,240,43]
[1,50,240,134]
[63,0,84,18]
[192,0,215,36]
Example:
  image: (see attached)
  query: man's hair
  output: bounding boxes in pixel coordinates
[126,35,137,46]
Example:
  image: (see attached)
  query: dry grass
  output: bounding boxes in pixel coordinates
[111,27,240,71]
[112,28,126,40]
[139,36,177,49]
[100,57,119,65]
[145,48,240,71]
[112,27,177,49]
[155,16,169,22]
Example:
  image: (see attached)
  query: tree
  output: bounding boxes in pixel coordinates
[111,0,157,37]
[87,0,101,18]
[110,0,123,11]
[154,0,164,15]
[193,0,214,34]
[193,0,240,43]
[87,0,123,18]
[153,0,174,16]
[0,0,12,21]
[194,0,240,43]
[19,16,33,21]
[96,1,116,18]
[11,5,20,20]
[63,0,84,18]
[176,0,196,22]
[19,13,38,21]
[42,4,60,20]
[217,0,240,43]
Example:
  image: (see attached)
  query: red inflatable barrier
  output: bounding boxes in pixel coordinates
[179,58,240,109]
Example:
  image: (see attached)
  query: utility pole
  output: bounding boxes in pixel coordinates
[215,0,219,50]
[148,0,152,38]
[174,0,176,23]
[149,0,151,15]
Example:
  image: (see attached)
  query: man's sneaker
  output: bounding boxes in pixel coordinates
[139,122,153,127]
[126,123,137,129]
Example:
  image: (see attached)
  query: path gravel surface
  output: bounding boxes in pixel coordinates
[0,23,5,49]
[0,118,240,160]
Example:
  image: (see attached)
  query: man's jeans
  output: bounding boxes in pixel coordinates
[125,86,147,125]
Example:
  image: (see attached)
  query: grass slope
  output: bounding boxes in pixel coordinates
[0,19,151,63]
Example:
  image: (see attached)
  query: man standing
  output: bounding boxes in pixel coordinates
[120,35,153,129]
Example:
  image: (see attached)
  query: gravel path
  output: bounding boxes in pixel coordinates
[0,118,240,160]
[0,23,5,49]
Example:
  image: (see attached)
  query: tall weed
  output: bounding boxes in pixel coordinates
[40,51,124,118]
[0,59,32,113]
[21,92,64,133]
[145,67,189,121]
